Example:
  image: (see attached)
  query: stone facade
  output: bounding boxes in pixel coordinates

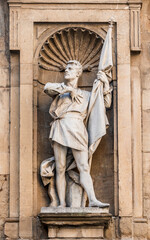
[0,0,9,239]
[0,0,150,239]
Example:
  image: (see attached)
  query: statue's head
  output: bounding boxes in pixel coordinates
[64,60,82,82]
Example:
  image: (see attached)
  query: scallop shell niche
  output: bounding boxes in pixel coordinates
[38,27,104,72]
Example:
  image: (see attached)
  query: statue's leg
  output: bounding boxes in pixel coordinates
[72,149,110,208]
[53,141,67,207]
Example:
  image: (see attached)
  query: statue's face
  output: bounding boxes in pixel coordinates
[64,64,79,81]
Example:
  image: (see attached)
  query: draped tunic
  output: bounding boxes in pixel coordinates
[44,80,111,154]
[49,87,90,151]
[41,80,111,186]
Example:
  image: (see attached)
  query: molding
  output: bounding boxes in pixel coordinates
[8,0,142,3]
[7,0,129,4]
[128,0,142,4]
[39,207,111,227]
[5,217,19,222]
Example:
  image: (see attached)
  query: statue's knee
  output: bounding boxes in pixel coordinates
[80,163,89,173]
[56,165,65,175]
[84,165,89,172]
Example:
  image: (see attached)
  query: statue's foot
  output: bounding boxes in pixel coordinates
[58,204,66,208]
[89,200,110,208]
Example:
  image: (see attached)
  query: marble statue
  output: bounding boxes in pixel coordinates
[40,23,113,208]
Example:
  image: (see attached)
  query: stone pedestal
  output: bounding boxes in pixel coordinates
[39,207,111,239]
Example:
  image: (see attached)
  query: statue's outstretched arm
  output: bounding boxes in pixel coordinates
[44,82,83,103]
[44,82,65,97]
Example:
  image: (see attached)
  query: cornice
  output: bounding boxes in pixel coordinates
[7,0,143,7]
[7,0,130,4]
[128,0,142,3]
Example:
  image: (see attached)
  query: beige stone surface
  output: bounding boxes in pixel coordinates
[48,226,104,238]
[143,153,150,218]
[0,68,9,88]
[10,52,20,218]
[0,0,149,239]
[131,65,142,217]
[0,175,9,239]
[119,217,132,238]
[133,221,148,239]
[19,84,33,238]
[4,222,19,239]
[19,216,33,239]
[0,88,9,175]
[142,90,150,111]
[118,64,132,217]
[142,111,150,152]
[20,63,33,85]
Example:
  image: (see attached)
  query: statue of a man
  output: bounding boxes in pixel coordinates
[43,60,112,208]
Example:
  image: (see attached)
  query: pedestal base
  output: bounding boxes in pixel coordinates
[39,207,112,239]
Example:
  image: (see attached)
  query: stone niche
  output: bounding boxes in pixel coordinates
[7,0,143,239]
[35,23,115,214]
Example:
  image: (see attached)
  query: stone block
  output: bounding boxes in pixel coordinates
[133,221,148,239]
[143,153,150,176]
[48,226,104,238]
[119,217,132,238]
[118,64,132,217]
[20,84,33,217]
[142,90,150,110]
[147,218,150,240]
[20,63,33,85]
[4,222,18,239]
[0,153,9,174]
[19,217,33,239]
[0,88,9,130]
[141,67,150,90]
[143,174,150,196]
[10,52,20,88]
[142,111,150,152]
[10,85,19,217]
[0,68,9,87]
[0,175,8,215]
[0,175,8,238]
[0,37,5,49]
[117,39,130,65]
[0,51,8,68]
[144,198,150,217]
[40,207,111,239]
[0,88,9,174]
[20,21,33,64]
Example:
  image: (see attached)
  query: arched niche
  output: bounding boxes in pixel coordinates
[33,25,114,214]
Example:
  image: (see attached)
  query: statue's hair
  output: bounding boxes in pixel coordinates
[67,60,83,77]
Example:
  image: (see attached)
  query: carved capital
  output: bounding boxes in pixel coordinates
[9,8,20,50]
[129,1,142,52]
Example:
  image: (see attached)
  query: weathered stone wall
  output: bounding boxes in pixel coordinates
[141,0,150,238]
[0,0,150,239]
[0,0,9,239]
[119,0,150,239]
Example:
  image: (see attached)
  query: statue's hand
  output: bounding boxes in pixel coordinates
[70,89,83,104]
[60,86,83,104]
[97,71,108,84]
